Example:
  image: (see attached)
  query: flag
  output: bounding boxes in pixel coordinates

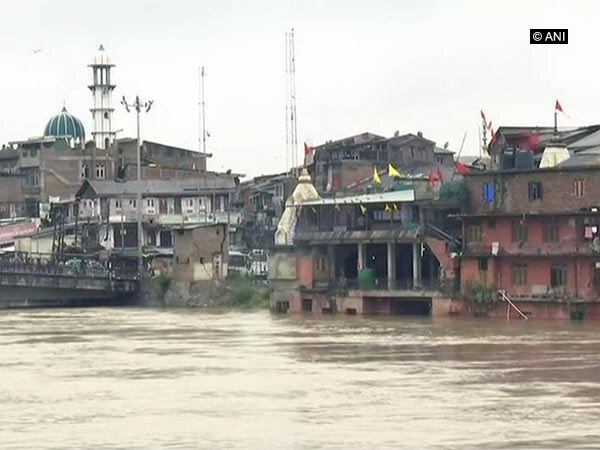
[480,110,487,124]
[392,203,399,212]
[456,161,469,175]
[388,163,401,178]
[304,142,312,156]
[384,203,392,212]
[487,120,492,133]
[437,166,444,184]
[359,204,367,215]
[311,206,317,213]
[334,204,341,211]
[555,100,564,113]
[428,167,436,187]
[373,166,382,184]
[490,127,497,145]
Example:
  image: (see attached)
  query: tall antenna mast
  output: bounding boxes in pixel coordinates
[290,28,299,173]
[285,32,290,172]
[284,28,299,174]
[200,66,207,156]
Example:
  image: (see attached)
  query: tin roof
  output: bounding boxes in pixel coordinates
[294,227,421,244]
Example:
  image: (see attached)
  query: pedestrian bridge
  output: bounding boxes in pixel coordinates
[0,254,139,307]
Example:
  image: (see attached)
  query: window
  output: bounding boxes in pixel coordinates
[478,257,488,272]
[482,182,495,202]
[80,162,89,179]
[410,146,415,157]
[550,264,567,287]
[185,198,194,208]
[25,170,39,187]
[527,182,542,200]
[115,200,122,210]
[543,220,559,243]
[511,219,528,242]
[146,198,155,208]
[574,179,585,198]
[467,224,482,242]
[95,162,105,180]
[512,264,528,286]
[128,199,136,208]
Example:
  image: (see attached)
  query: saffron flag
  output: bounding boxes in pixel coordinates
[555,100,564,113]
[428,167,436,187]
[388,163,401,178]
[359,204,367,215]
[373,166,382,184]
[437,166,444,184]
[456,161,469,175]
[304,142,313,166]
[384,203,392,212]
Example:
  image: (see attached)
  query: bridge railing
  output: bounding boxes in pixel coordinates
[0,253,139,282]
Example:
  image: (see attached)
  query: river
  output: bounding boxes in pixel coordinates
[1,309,600,449]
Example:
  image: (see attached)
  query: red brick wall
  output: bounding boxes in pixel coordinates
[464,167,600,214]
[461,255,600,301]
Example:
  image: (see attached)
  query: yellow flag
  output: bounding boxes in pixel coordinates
[373,166,382,184]
[311,207,317,213]
[359,204,367,215]
[392,203,399,211]
[388,163,401,178]
[384,203,391,212]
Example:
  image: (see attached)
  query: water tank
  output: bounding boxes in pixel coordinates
[501,147,516,170]
[358,268,376,289]
[515,149,534,170]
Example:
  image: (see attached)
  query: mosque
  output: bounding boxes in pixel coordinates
[0,45,211,215]
[41,45,115,149]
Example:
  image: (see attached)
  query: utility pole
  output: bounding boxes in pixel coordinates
[121,95,153,285]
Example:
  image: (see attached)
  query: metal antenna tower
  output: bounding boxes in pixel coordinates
[199,66,207,157]
[285,28,299,174]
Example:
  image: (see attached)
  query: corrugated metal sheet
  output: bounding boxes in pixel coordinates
[294,227,421,243]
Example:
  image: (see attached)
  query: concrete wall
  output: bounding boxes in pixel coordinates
[171,223,228,282]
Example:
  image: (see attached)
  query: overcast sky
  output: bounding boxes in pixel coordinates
[0,0,596,177]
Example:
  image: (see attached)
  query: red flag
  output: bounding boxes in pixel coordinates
[456,161,469,175]
[304,142,312,156]
[480,110,486,123]
[555,100,563,113]
[487,120,492,132]
[490,127,497,145]
[428,167,436,187]
[437,166,444,184]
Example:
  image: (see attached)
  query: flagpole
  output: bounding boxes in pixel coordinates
[554,110,558,134]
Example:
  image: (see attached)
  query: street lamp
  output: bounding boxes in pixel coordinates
[121,95,153,284]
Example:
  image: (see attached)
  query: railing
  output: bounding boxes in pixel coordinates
[322,277,453,293]
[0,253,139,281]
[498,289,529,320]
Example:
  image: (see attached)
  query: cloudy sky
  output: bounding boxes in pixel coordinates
[0,0,596,177]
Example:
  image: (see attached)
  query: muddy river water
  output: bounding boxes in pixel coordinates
[1,308,599,449]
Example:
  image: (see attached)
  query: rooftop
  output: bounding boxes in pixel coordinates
[76,176,238,198]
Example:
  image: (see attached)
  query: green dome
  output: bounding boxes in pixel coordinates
[44,107,85,142]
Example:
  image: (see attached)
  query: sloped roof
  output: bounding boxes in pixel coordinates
[76,176,237,198]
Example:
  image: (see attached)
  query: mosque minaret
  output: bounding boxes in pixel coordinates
[88,45,116,149]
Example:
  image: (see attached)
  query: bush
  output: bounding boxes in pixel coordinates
[229,278,271,309]
[469,282,495,306]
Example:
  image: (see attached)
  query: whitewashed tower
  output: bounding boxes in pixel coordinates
[89,45,116,149]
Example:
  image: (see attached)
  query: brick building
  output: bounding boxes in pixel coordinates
[310,131,455,193]
[460,163,600,319]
